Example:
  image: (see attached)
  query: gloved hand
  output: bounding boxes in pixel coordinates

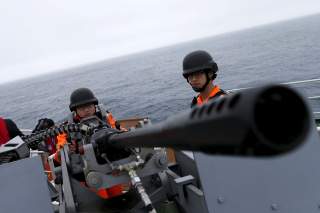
[33,118,55,133]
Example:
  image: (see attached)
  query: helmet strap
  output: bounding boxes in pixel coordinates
[73,113,81,122]
[191,72,211,92]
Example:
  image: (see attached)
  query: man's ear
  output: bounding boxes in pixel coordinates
[208,72,214,79]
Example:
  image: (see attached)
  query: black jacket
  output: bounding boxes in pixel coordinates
[5,119,24,138]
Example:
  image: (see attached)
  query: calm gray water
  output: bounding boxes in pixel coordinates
[1,14,320,129]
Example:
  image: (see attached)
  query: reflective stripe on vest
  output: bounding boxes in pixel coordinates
[0,118,10,145]
[196,85,221,106]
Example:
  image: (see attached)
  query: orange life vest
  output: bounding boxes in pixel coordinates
[106,112,116,128]
[196,85,221,106]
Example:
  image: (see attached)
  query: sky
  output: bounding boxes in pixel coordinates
[1,0,320,84]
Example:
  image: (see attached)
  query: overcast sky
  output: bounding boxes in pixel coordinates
[1,0,320,84]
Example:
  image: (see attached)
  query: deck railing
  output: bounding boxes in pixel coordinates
[228,78,320,120]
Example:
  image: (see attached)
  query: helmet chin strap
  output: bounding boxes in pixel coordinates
[191,72,211,92]
[192,86,205,92]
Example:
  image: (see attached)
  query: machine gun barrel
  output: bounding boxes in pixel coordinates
[104,85,310,156]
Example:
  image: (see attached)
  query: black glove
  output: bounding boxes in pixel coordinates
[33,118,55,133]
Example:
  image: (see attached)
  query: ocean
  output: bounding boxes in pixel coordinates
[1,14,320,129]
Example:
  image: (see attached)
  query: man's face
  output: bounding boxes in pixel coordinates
[75,104,96,118]
[187,71,207,89]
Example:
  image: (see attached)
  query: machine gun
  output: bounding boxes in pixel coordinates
[96,84,309,155]
[0,84,313,213]
[46,84,310,213]
[0,121,88,164]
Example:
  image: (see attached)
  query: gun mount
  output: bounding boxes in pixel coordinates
[0,84,314,213]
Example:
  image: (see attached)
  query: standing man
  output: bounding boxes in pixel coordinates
[182,50,227,107]
[0,117,23,145]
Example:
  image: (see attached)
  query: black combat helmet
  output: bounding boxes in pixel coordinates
[69,88,98,111]
[182,50,218,79]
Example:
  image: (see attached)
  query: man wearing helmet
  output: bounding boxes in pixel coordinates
[182,50,227,107]
[55,87,121,157]
[68,88,117,128]
[54,88,125,199]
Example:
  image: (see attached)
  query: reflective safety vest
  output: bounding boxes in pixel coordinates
[0,118,10,145]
